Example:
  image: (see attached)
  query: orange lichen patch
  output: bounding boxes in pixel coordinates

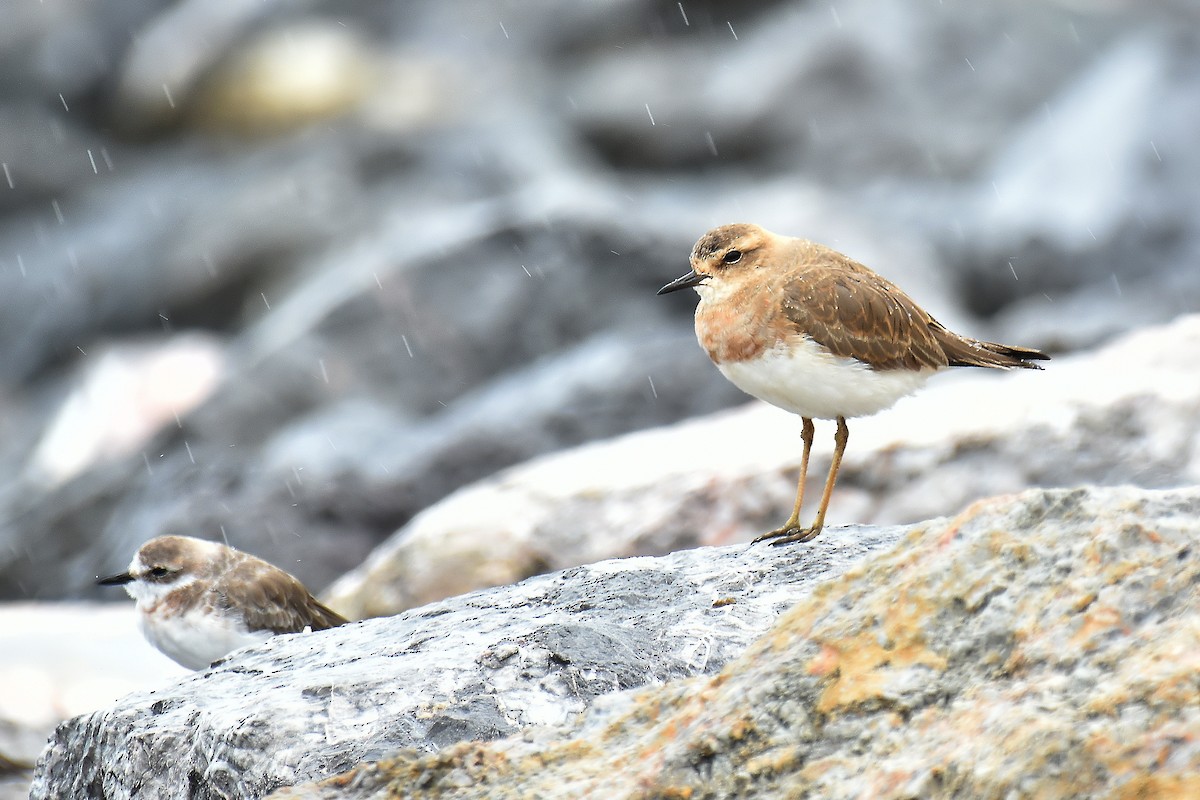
[1112,774,1200,800]
[812,589,947,715]
[727,715,754,742]
[935,494,1008,548]
[1070,591,1099,613]
[744,745,801,777]
[1069,605,1125,650]
[1087,621,1200,713]
[807,644,840,677]
[1101,559,1143,584]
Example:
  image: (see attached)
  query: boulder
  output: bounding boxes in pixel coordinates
[30,524,908,799]
[272,485,1200,799]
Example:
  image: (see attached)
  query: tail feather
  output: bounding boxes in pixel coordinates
[937,331,1050,370]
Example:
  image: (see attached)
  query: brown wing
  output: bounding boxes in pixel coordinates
[221,557,349,634]
[780,264,949,371]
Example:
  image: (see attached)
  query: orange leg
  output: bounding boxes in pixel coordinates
[754,416,847,546]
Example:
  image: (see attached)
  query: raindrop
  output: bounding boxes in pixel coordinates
[184,441,195,464]
[647,375,658,399]
[829,5,842,27]
[100,148,114,171]
[219,525,229,546]
[1,162,12,188]
[373,272,383,289]
[1149,141,1162,162]
[51,199,65,224]
[677,2,689,25]
[499,21,509,39]
[261,292,271,310]
[1110,274,1122,297]
[318,358,329,383]
[704,131,718,156]
[401,334,414,358]
[59,93,69,112]
[77,345,87,355]
[1008,260,1018,281]
[645,104,656,126]
[87,149,98,174]
[964,57,975,72]
[162,84,176,108]
[17,254,25,276]
[142,452,153,476]
[727,21,738,40]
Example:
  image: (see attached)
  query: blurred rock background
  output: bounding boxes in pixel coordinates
[2,0,1198,794]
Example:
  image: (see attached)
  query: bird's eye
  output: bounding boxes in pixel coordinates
[148,566,172,579]
[722,250,742,265]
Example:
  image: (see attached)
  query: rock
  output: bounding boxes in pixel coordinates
[269,485,1200,799]
[325,313,1200,620]
[29,523,909,799]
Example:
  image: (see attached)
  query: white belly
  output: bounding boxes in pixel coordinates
[140,606,273,670]
[716,337,937,420]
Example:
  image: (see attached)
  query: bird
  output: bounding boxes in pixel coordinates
[97,535,347,670]
[658,223,1049,546]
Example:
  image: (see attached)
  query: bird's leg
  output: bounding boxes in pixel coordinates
[760,416,848,546]
[753,417,814,544]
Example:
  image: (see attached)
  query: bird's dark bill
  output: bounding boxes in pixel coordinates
[657,270,706,295]
[97,571,135,586]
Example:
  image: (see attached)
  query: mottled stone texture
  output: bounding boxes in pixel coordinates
[29,525,906,800]
[270,486,1200,800]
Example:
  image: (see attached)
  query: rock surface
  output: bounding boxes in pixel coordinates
[270,485,1200,799]
[326,313,1200,619]
[29,524,908,800]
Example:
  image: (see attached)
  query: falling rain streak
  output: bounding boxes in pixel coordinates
[677,2,689,26]
[645,104,655,125]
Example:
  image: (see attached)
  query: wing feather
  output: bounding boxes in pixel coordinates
[780,263,949,371]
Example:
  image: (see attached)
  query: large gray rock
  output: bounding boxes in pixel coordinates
[273,485,1200,799]
[30,525,908,799]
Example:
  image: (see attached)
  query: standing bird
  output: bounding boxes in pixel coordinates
[98,535,347,670]
[659,223,1048,545]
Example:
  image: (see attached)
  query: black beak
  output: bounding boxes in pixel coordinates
[97,571,135,586]
[657,269,707,295]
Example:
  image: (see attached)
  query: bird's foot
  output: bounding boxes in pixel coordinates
[752,525,824,547]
